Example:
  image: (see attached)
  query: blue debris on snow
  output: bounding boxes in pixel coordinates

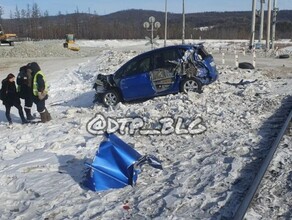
[84,133,162,191]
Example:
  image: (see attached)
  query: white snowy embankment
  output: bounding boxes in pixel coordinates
[0,40,291,219]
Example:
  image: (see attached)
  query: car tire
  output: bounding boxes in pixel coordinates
[180,77,202,93]
[278,54,289,59]
[102,89,121,107]
[238,62,254,69]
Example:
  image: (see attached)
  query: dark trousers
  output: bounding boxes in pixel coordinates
[23,96,34,120]
[33,96,46,113]
[5,102,25,122]
[24,95,33,109]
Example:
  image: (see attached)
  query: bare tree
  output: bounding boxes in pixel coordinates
[26,4,31,18]
[31,3,40,18]
[21,9,26,19]
[44,10,49,17]
[0,6,4,21]
[15,6,20,19]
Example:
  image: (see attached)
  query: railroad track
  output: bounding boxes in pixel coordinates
[233,96,292,220]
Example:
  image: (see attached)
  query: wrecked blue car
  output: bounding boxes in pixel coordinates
[93,44,218,107]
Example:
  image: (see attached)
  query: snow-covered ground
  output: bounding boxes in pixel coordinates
[0,39,291,220]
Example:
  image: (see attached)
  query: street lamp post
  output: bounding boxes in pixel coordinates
[143,16,161,49]
[271,0,278,50]
[259,0,265,44]
[250,0,256,49]
[266,0,272,51]
[164,0,168,47]
[182,0,185,44]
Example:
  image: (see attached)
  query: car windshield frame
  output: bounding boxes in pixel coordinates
[113,44,209,81]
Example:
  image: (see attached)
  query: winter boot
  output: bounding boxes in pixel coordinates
[45,108,52,121]
[40,112,47,123]
[24,108,35,121]
[47,112,52,121]
[45,108,52,122]
[22,119,29,124]
[19,108,29,124]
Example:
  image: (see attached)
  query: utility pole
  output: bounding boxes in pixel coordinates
[271,0,278,50]
[182,0,185,44]
[250,0,257,49]
[259,0,265,44]
[266,0,272,51]
[164,0,168,47]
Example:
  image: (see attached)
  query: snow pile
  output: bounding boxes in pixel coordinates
[0,40,291,220]
[0,40,105,58]
[278,46,292,55]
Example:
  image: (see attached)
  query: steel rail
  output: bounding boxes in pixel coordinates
[233,109,292,220]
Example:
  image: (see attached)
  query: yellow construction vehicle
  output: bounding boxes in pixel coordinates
[0,24,17,46]
[63,34,80,51]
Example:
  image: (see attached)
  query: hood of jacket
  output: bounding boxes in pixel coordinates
[27,62,41,75]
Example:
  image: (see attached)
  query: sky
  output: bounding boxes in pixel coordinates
[1,0,292,18]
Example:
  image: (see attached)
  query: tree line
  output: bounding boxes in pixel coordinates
[0,4,291,40]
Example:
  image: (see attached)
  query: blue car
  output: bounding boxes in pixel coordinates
[93,44,218,107]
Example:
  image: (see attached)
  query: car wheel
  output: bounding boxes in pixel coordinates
[102,89,121,107]
[180,77,202,93]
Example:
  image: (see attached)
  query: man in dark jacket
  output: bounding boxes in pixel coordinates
[26,62,51,123]
[1,73,28,124]
[17,65,34,120]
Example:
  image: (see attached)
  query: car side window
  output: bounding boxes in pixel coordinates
[165,49,182,61]
[153,49,181,70]
[123,57,151,77]
[178,48,187,58]
[197,47,209,59]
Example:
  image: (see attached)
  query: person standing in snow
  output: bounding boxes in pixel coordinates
[0,73,28,124]
[16,65,35,121]
[26,62,51,123]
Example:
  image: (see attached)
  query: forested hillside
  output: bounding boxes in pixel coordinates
[0,4,291,40]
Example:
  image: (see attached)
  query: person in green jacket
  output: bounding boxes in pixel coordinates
[26,62,51,123]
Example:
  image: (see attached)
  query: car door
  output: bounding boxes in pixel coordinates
[119,56,156,101]
[149,49,182,95]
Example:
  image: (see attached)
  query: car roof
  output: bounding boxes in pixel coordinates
[113,43,205,76]
[124,44,204,62]
[140,44,203,56]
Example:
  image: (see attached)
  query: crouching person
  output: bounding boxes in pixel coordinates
[1,73,28,124]
[27,62,51,123]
